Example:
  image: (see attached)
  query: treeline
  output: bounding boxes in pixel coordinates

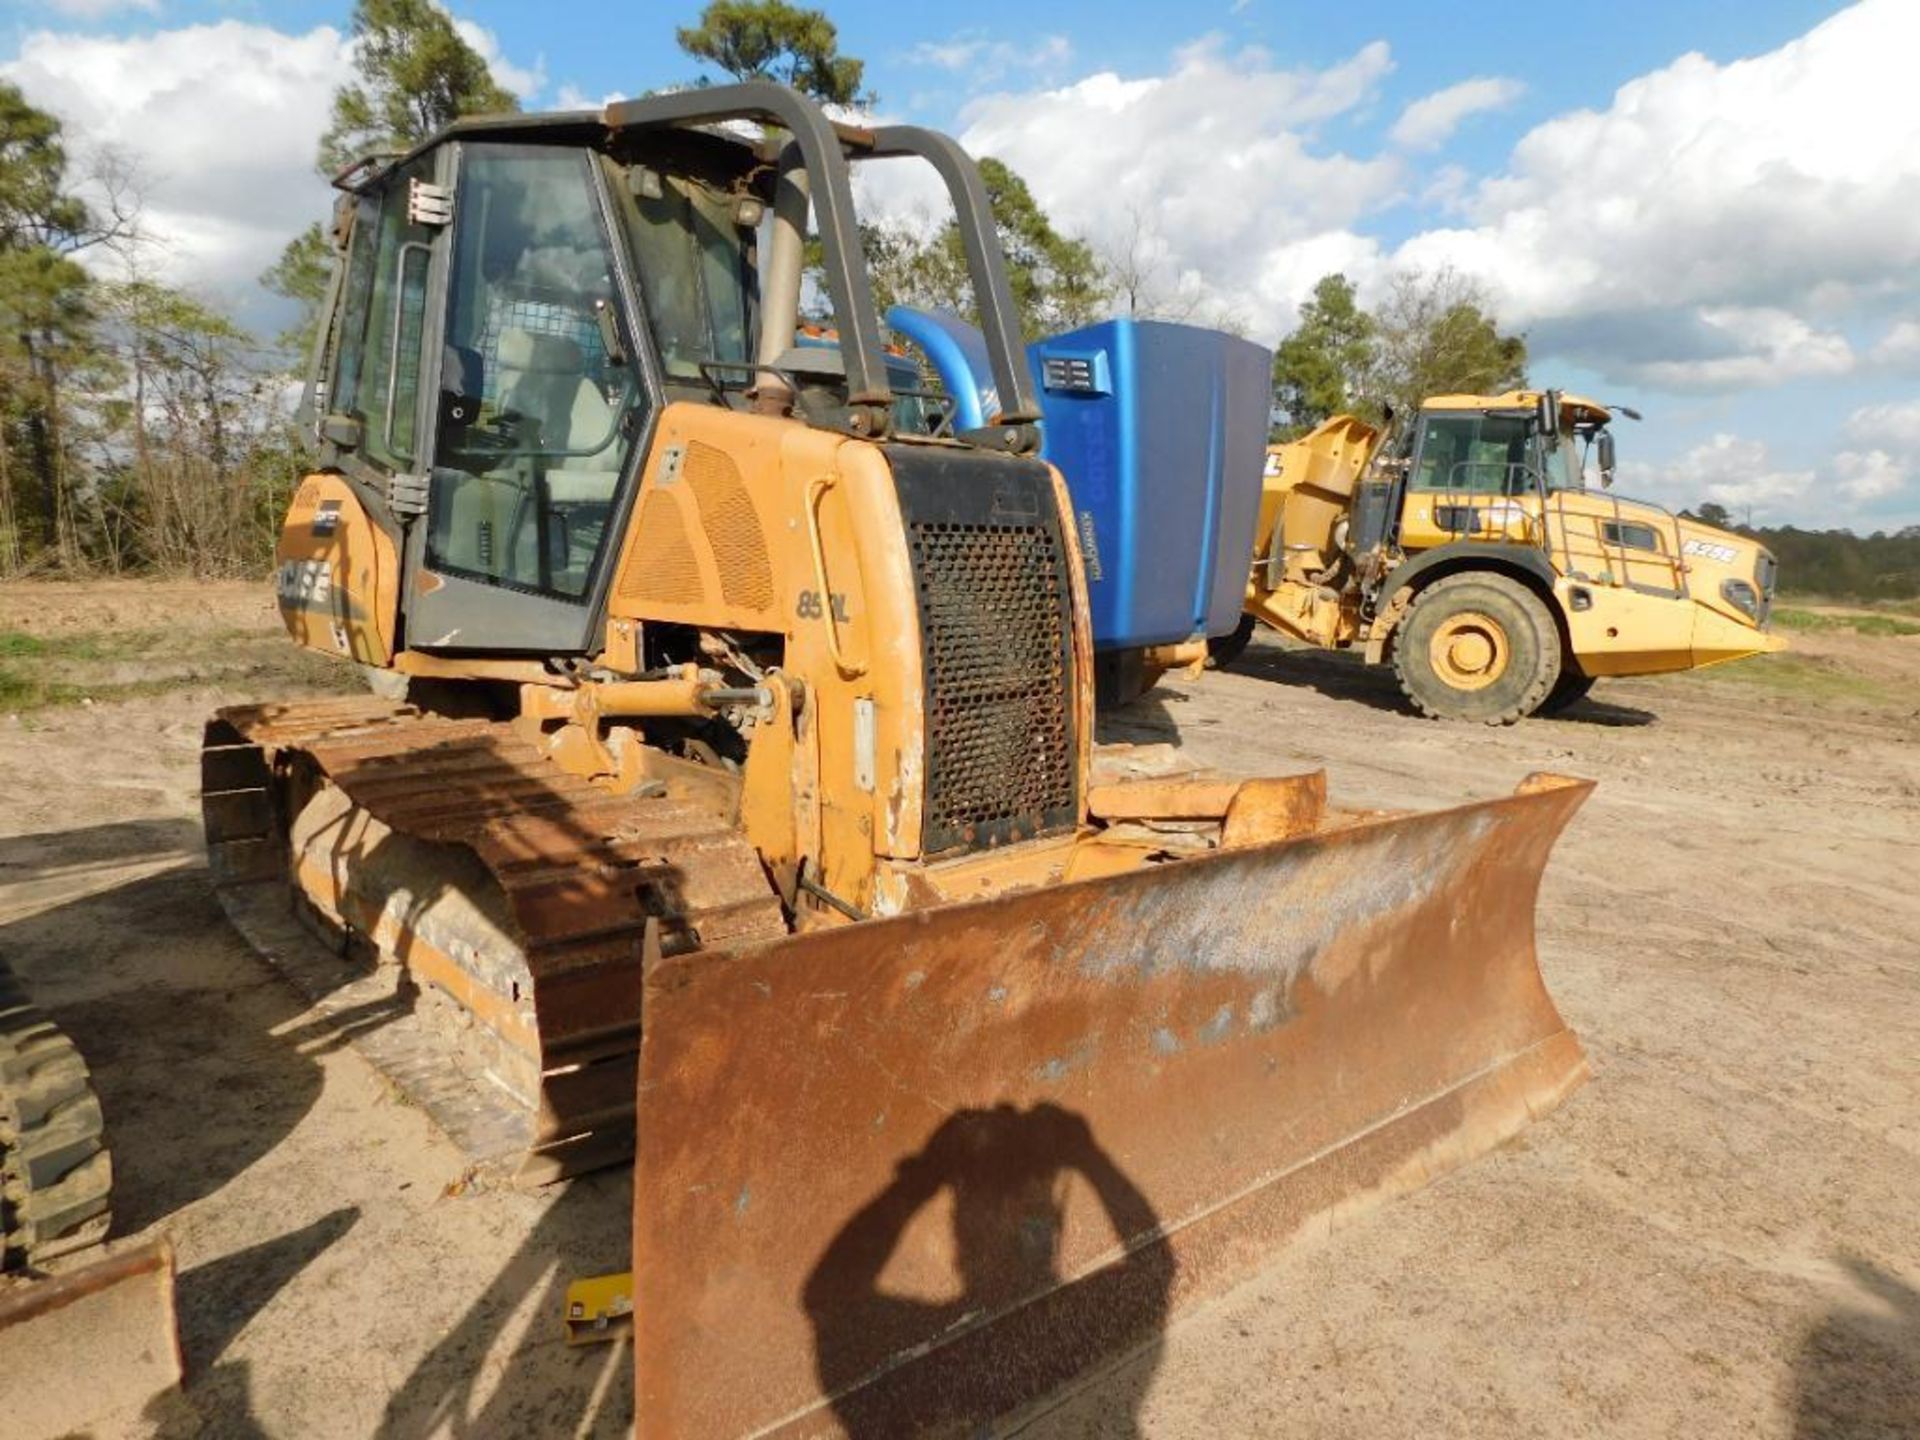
[0,83,309,577]
[1690,505,1920,602]
[18,0,1886,589]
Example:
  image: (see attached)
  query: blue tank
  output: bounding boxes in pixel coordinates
[888,308,1271,651]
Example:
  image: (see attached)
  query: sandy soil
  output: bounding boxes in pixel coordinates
[2,580,1916,1438]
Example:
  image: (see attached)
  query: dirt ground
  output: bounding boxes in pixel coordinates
[2,579,1916,1439]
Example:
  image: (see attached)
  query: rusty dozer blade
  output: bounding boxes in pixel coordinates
[633,775,1591,1439]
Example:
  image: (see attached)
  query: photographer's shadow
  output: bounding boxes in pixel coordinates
[805,1103,1174,1438]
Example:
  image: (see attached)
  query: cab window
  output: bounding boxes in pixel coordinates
[1411,414,1531,495]
[1602,521,1662,552]
[327,198,381,420]
[427,144,648,599]
[352,159,436,470]
[617,173,756,385]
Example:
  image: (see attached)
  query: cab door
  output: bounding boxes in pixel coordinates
[402,142,655,655]
[1398,412,1539,552]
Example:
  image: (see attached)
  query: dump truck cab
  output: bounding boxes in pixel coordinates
[1242,390,1783,722]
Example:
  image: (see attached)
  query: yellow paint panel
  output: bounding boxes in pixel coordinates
[606,406,931,907]
[275,473,398,666]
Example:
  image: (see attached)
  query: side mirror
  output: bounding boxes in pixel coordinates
[1598,430,1616,489]
[1536,390,1560,439]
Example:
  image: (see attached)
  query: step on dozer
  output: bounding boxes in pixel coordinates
[208,80,1592,1434]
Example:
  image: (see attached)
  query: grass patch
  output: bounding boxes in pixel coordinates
[1688,652,1904,708]
[1773,608,1920,638]
[1776,592,1920,619]
[0,624,355,714]
[0,631,51,658]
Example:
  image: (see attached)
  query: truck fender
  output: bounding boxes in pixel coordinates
[1364,543,1561,664]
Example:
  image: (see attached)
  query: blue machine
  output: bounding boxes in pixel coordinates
[888,307,1271,652]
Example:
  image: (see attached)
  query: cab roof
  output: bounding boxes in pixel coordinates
[1422,390,1613,426]
[331,103,767,193]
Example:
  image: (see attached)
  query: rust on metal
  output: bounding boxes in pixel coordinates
[632,777,1591,1438]
[1221,770,1329,848]
[0,1238,181,1436]
[1085,776,1242,820]
[201,698,785,1183]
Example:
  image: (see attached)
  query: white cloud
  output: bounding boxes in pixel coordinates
[2,22,353,300]
[438,7,545,103]
[1393,0,1920,386]
[1389,76,1524,150]
[1873,319,1920,368]
[2,9,546,311]
[1630,307,1854,390]
[1831,449,1908,503]
[1846,398,1920,454]
[892,0,1920,384]
[924,36,1399,341]
[1630,433,1815,518]
[1831,401,1920,511]
[906,33,1072,80]
[1630,419,1917,521]
[45,0,159,19]
[553,83,623,112]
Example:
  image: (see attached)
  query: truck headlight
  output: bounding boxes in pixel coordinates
[1721,578,1760,621]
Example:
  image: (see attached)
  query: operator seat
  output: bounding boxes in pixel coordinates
[496,326,622,589]
[495,328,616,472]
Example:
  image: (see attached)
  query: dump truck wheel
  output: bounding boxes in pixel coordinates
[1207,614,1257,669]
[1394,574,1560,724]
[1538,668,1596,716]
[0,968,112,1271]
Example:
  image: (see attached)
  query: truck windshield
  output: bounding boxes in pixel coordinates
[1538,432,1583,493]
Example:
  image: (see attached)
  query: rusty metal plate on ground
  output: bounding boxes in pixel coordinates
[0,1238,181,1439]
[632,778,1591,1439]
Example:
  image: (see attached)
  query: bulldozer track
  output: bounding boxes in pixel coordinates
[202,696,787,1184]
[0,964,112,1271]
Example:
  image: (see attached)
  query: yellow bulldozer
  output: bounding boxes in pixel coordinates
[194,84,1594,1435]
[1215,393,1785,722]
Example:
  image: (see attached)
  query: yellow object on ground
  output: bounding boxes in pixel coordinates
[564,1271,634,1347]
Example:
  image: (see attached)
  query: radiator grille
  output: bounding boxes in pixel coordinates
[909,518,1076,854]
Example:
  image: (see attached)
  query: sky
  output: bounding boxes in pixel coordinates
[4,0,1919,532]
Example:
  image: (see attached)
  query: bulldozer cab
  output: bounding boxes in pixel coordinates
[301,89,1037,661]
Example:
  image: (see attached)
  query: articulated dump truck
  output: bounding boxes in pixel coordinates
[1223,397,1784,722]
[200,84,1592,1436]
